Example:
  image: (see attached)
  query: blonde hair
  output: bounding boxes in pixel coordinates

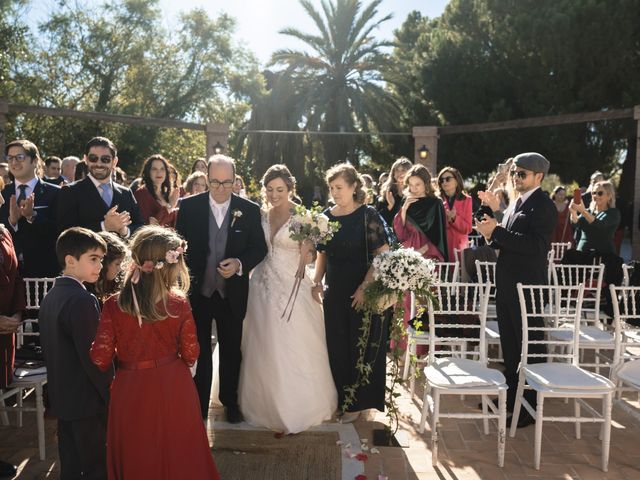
[326,163,366,204]
[118,226,190,322]
[590,181,616,211]
[381,157,412,198]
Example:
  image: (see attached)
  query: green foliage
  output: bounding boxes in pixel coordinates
[3,0,257,178]
[388,0,640,184]
[265,0,401,172]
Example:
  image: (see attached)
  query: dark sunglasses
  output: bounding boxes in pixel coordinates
[439,175,455,184]
[509,170,531,179]
[593,191,606,197]
[87,154,113,164]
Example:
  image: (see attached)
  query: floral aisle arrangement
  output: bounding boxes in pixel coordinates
[343,247,438,433]
[281,203,340,322]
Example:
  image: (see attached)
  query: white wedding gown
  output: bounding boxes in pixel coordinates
[238,212,337,434]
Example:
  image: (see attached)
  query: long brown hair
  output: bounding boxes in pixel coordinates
[139,154,173,203]
[93,231,129,302]
[403,164,435,197]
[118,226,190,322]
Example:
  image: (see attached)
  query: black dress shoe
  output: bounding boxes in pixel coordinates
[507,412,535,429]
[225,406,244,424]
[0,460,17,478]
[477,398,512,413]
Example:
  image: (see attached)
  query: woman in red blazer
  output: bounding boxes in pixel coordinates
[133,154,179,227]
[437,166,473,262]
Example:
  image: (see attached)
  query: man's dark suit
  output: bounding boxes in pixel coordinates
[176,192,267,418]
[490,188,557,410]
[39,277,113,479]
[43,176,64,186]
[0,179,61,277]
[56,176,143,234]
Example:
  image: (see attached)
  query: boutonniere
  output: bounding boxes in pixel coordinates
[231,209,243,227]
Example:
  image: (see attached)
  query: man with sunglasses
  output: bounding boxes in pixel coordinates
[57,137,142,237]
[0,139,61,277]
[475,152,556,428]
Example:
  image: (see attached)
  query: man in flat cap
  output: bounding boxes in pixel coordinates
[476,152,557,428]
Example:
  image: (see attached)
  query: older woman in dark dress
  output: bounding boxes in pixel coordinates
[312,163,390,423]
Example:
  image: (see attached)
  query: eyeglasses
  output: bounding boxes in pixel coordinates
[593,191,606,197]
[5,154,28,163]
[439,176,455,184]
[509,170,531,179]
[209,179,234,189]
[87,154,113,164]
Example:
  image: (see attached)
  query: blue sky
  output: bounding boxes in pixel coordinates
[27,0,449,65]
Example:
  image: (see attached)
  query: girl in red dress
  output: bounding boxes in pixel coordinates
[90,225,220,480]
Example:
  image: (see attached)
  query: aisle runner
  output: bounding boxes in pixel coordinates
[211,422,364,480]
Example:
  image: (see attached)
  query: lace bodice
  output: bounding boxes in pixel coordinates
[90,294,200,370]
[251,211,309,308]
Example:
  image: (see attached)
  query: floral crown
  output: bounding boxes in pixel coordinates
[129,242,187,327]
[130,244,187,284]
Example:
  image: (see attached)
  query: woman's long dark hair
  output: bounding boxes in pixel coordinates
[140,154,172,203]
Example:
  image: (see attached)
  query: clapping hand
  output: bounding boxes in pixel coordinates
[385,189,395,210]
[475,214,498,240]
[104,206,132,236]
[477,190,500,212]
[168,188,180,208]
[447,208,457,222]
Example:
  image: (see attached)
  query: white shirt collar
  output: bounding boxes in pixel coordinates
[88,174,113,190]
[209,195,231,212]
[13,177,39,196]
[517,186,540,206]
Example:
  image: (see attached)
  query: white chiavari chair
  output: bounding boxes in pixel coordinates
[419,283,507,467]
[551,264,612,373]
[475,260,502,362]
[609,285,640,400]
[401,262,460,387]
[510,283,614,472]
[0,277,54,461]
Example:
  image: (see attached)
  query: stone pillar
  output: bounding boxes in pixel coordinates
[0,99,9,158]
[205,122,229,158]
[632,106,640,260]
[412,126,439,175]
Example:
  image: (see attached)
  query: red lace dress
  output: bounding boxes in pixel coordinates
[90,294,219,480]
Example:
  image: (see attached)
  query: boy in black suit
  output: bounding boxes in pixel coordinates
[39,227,114,480]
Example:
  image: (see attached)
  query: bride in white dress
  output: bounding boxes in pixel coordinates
[238,164,337,434]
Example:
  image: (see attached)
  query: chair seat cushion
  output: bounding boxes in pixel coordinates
[550,325,614,344]
[616,359,640,388]
[525,363,614,391]
[425,357,505,388]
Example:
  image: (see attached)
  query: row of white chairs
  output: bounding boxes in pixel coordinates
[413,281,640,471]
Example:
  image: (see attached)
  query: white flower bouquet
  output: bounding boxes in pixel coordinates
[281,203,340,322]
[363,248,437,314]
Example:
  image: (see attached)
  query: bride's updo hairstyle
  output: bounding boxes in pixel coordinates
[325,162,366,204]
[261,164,300,204]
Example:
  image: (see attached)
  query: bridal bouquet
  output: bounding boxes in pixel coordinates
[281,203,340,322]
[363,248,437,314]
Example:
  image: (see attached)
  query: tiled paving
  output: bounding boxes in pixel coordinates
[2,380,640,479]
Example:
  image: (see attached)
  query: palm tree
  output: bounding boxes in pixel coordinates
[271,0,399,168]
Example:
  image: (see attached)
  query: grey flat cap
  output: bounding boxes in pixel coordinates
[513,152,550,174]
